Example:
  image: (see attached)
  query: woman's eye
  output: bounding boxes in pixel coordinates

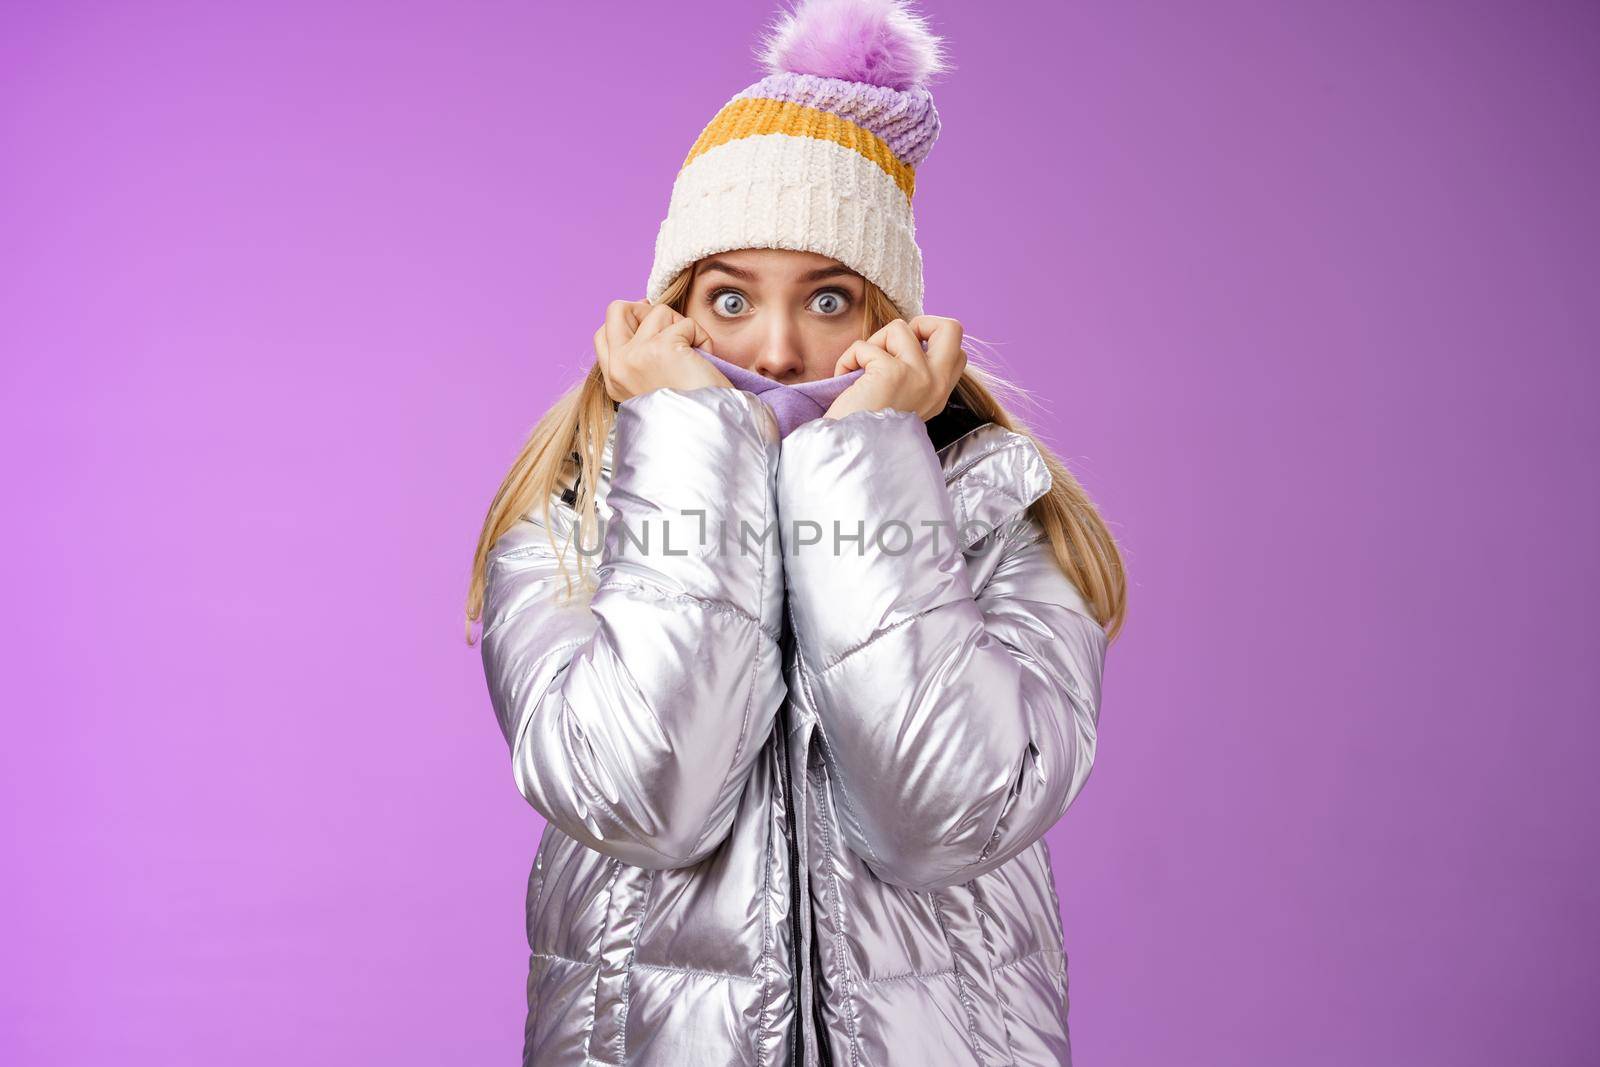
[711,291,748,317]
[810,290,850,316]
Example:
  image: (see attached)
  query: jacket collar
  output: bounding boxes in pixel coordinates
[568,404,1052,550]
[931,419,1054,547]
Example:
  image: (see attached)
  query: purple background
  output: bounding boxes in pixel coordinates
[3,1,1596,1063]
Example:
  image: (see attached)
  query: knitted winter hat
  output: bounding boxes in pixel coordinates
[645,0,949,321]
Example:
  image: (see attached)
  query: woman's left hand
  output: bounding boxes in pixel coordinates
[824,315,967,422]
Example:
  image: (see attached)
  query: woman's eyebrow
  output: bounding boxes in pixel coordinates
[699,259,758,281]
[699,260,861,284]
[797,266,862,283]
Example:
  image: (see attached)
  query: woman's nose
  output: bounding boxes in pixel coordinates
[748,322,808,382]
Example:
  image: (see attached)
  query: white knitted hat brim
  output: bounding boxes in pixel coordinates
[646,134,924,320]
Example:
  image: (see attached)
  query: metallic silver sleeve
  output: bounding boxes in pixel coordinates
[777,408,1108,891]
[480,385,786,869]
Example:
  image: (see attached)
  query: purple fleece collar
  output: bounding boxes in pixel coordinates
[695,349,865,439]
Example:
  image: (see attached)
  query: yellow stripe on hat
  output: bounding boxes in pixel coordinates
[682,96,917,201]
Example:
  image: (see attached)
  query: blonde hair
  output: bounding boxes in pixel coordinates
[465,264,1128,644]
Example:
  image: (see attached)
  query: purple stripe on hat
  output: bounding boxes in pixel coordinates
[733,72,941,169]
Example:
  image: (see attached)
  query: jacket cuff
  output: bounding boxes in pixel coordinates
[604,385,781,623]
[776,407,971,668]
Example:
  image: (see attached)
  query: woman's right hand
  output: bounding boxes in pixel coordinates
[593,299,732,404]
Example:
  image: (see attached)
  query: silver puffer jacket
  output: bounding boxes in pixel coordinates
[480,385,1108,1066]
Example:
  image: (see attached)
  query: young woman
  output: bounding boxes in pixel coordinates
[464,2,1126,1064]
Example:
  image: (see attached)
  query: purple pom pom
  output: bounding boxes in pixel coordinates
[757,0,949,92]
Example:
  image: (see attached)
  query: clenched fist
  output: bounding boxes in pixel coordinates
[593,299,732,404]
[824,315,967,421]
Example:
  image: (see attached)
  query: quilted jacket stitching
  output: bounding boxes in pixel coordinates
[928,891,985,1060]
[794,654,883,871]
[755,764,777,1067]
[583,860,624,1065]
[530,951,597,968]
[633,960,760,983]
[487,537,779,645]
[812,761,865,1067]
[970,878,1021,1065]
[612,870,658,1062]
[813,605,924,677]
[1038,838,1071,996]
[601,574,778,644]
[496,411,1094,1065]
[855,945,1057,986]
